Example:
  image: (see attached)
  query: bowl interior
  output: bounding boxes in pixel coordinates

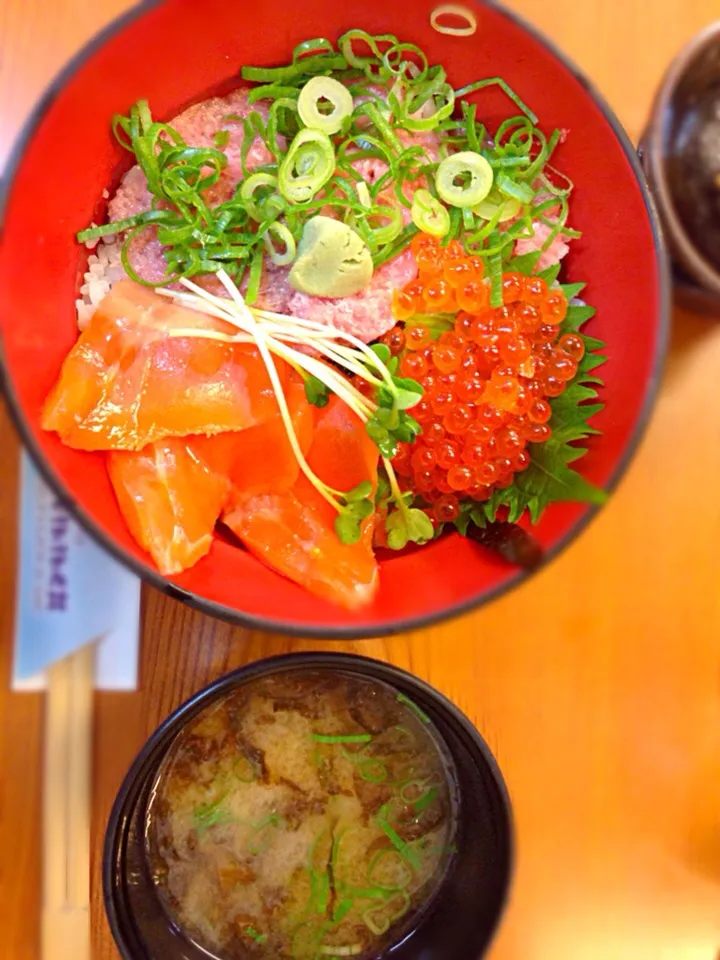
[0,0,667,635]
[104,653,513,960]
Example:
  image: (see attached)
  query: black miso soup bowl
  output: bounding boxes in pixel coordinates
[104,653,513,960]
[641,20,720,314]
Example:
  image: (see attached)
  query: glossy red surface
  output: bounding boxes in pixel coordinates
[0,0,667,635]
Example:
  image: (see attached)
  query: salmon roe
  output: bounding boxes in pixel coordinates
[385,234,574,524]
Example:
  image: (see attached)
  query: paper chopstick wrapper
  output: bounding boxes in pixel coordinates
[13,451,141,690]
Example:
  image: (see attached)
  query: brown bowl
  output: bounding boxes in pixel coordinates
[641,20,720,314]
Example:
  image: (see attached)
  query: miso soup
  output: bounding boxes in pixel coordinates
[146,669,459,958]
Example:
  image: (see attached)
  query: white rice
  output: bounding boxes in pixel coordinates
[76,237,127,329]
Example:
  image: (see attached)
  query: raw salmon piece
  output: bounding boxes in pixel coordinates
[43,280,284,450]
[224,371,315,496]
[305,392,379,498]
[105,371,315,575]
[224,396,380,609]
[107,436,232,575]
[224,480,378,610]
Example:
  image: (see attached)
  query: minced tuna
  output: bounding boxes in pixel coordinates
[82,89,428,342]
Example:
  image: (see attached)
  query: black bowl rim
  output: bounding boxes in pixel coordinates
[102,650,515,960]
[0,0,671,639]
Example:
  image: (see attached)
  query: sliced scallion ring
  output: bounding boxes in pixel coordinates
[411,189,450,237]
[435,151,493,207]
[298,75,354,135]
[240,172,280,220]
[279,128,336,203]
[366,203,403,247]
[430,3,478,37]
[473,189,522,223]
[263,221,297,266]
[403,82,455,132]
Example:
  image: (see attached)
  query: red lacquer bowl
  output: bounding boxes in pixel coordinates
[0,0,669,638]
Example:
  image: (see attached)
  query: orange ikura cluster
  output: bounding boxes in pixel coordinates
[384,234,585,525]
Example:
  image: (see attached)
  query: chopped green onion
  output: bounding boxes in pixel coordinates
[246,245,264,305]
[540,164,575,198]
[293,37,336,61]
[242,54,348,84]
[473,190,523,223]
[495,115,534,151]
[365,202,403,248]
[435,151,494,207]
[358,759,388,782]
[414,786,438,813]
[383,42,428,81]
[339,29,397,79]
[374,805,420,869]
[263,221,297,265]
[356,181,372,208]
[396,692,431,724]
[247,812,287,855]
[192,793,235,834]
[431,4,478,37]
[367,848,414,891]
[240,172,280,220]
[339,744,371,765]
[247,82,301,105]
[332,898,356,924]
[496,172,535,203]
[77,208,167,243]
[244,926,267,944]
[411,189,450,238]
[402,63,447,114]
[362,891,411,936]
[298,76,354,135]
[403,83,455,132]
[454,77,538,125]
[399,778,439,812]
[462,205,476,231]
[266,97,301,154]
[312,733,373,744]
[353,100,403,154]
[443,206,462,244]
[314,870,331,914]
[487,252,504,307]
[278,128,335,203]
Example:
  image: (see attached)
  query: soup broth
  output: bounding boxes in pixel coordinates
[146,669,459,959]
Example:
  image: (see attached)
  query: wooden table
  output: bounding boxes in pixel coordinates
[2,1,720,957]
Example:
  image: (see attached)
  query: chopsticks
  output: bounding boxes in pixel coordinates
[42,643,94,960]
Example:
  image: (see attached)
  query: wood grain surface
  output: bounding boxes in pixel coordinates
[1,2,720,958]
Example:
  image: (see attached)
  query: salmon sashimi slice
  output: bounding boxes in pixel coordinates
[302,390,380,502]
[105,371,315,575]
[224,396,380,609]
[108,436,233,575]
[42,280,285,450]
[223,371,315,495]
[223,481,379,609]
